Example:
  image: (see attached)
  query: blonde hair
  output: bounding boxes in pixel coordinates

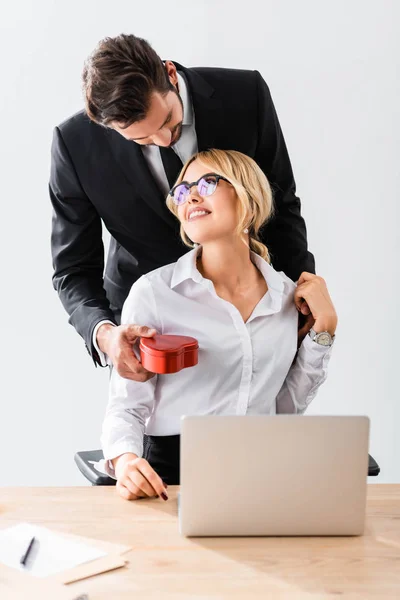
[166,149,274,262]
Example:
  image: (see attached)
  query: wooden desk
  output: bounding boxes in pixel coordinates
[0,485,399,599]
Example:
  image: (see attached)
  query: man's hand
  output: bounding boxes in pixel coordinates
[295,273,338,345]
[113,453,168,501]
[97,323,157,381]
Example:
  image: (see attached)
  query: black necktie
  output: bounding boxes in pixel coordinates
[159,146,183,190]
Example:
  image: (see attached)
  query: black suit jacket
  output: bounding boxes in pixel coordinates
[50,63,315,364]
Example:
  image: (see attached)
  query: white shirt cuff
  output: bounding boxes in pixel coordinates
[105,460,117,480]
[301,331,334,364]
[92,320,116,367]
[89,458,117,480]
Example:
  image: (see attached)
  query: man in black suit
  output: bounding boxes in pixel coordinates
[50,33,314,381]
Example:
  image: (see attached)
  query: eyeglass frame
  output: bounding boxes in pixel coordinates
[168,173,231,205]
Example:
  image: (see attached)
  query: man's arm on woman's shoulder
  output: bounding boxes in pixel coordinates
[253,70,315,281]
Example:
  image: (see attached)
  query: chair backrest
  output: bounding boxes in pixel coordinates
[74,450,116,486]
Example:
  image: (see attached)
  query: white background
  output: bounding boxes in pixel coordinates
[0,0,398,485]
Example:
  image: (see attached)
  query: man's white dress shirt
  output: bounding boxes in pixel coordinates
[101,248,333,464]
[93,72,198,365]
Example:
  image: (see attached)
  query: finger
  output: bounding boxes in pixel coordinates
[297,272,317,286]
[294,284,311,311]
[128,470,158,498]
[118,357,156,381]
[296,278,322,312]
[117,480,137,501]
[120,474,145,499]
[118,349,154,380]
[124,324,157,342]
[121,351,144,374]
[139,326,157,338]
[294,293,311,314]
[136,459,168,499]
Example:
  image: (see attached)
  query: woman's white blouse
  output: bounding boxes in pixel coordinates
[101,248,333,462]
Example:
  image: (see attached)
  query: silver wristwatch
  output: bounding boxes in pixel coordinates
[309,328,335,347]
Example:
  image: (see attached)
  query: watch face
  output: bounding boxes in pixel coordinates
[315,332,332,346]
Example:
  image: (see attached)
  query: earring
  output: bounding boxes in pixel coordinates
[243,228,249,234]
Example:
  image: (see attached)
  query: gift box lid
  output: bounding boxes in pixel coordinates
[139,334,199,357]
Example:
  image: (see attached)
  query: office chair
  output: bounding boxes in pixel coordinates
[74,449,381,486]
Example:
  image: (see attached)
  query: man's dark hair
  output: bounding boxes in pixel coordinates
[82,34,173,128]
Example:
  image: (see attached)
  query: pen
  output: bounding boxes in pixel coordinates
[20,536,36,566]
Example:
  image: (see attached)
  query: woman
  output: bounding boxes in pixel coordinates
[101,149,337,501]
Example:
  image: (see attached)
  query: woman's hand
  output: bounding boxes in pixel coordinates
[113,453,168,501]
[294,273,338,336]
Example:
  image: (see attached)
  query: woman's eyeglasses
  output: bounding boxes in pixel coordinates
[169,173,230,206]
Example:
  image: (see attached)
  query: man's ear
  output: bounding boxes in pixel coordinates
[165,60,178,87]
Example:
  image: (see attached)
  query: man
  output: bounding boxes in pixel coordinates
[50,33,314,381]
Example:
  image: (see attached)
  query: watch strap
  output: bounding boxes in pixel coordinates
[309,328,335,346]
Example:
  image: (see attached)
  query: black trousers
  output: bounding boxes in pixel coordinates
[143,434,180,485]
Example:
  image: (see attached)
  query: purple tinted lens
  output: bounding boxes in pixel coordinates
[198,176,217,196]
[173,184,190,205]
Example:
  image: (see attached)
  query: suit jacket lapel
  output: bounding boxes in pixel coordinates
[174,62,221,152]
[106,129,178,230]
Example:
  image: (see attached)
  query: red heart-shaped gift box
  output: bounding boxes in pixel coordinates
[139,334,199,374]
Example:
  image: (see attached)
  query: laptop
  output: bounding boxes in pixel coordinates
[179,415,369,537]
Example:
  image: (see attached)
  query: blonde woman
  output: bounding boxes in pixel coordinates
[101,150,337,501]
